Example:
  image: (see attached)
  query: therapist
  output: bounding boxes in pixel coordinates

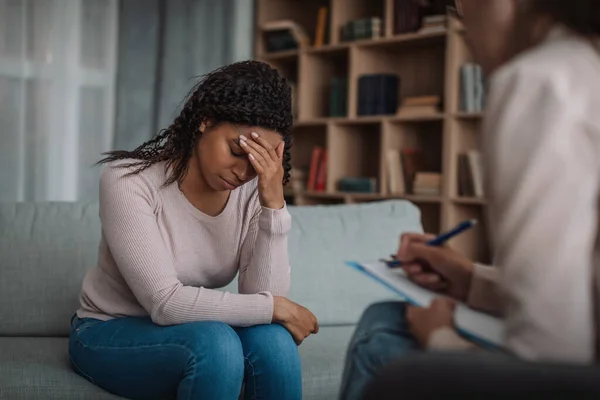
[339,0,600,398]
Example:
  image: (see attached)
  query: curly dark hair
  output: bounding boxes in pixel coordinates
[99,60,294,186]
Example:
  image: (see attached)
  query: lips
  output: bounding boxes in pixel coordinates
[221,177,240,190]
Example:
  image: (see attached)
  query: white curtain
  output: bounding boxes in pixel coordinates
[0,0,118,202]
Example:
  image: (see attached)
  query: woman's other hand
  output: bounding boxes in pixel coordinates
[397,233,475,301]
[407,297,456,347]
[272,296,319,345]
[239,132,285,210]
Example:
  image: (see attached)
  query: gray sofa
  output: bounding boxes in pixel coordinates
[0,200,423,399]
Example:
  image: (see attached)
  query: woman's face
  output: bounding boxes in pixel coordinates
[460,0,519,74]
[194,121,283,192]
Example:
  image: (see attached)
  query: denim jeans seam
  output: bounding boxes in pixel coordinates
[244,355,258,400]
[69,352,97,384]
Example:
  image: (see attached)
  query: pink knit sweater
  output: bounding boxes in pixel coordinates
[76,160,292,327]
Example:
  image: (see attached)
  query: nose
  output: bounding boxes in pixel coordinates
[233,158,255,183]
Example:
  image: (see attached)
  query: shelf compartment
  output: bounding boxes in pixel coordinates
[349,39,446,118]
[382,119,444,196]
[330,0,386,44]
[328,122,381,193]
[255,0,330,56]
[299,47,349,120]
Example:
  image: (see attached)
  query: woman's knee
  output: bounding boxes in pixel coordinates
[183,321,245,378]
[238,324,300,366]
[355,301,409,336]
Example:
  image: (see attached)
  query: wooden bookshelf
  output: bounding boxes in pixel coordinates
[255,0,490,263]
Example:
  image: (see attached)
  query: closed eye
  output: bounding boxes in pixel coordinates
[230,140,245,157]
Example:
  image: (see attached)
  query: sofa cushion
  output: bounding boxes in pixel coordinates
[283,201,422,325]
[0,202,102,337]
[298,325,356,400]
[0,200,421,336]
[0,326,355,400]
[0,337,122,399]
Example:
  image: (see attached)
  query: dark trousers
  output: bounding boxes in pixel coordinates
[364,352,600,399]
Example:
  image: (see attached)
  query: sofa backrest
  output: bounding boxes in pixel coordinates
[0,200,422,336]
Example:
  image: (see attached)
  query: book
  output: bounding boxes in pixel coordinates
[357,74,400,116]
[401,148,425,194]
[413,171,441,196]
[386,149,406,194]
[314,6,328,47]
[342,17,382,42]
[329,76,348,117]
[460,63,486,112]
[338,177,377,193]
[394,0,422,34]
[467,150,484,198]
[315,150,327,192]
[457,153,475,197]
[307,147,324,191]
[345,260,504,349]
[397,95,442,117]
[263,20,310,52]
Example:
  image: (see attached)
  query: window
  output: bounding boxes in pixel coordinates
[0,0,118,201]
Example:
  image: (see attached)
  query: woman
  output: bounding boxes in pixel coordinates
[69,60,318,400]
[340,0,600,398]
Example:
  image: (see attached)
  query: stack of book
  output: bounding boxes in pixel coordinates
[418,14,447,34]
[338,177,378,193]
[329,76,348,117]
[307,147,327,192]
[263,20,310,52]
[357,74,399,116]
[341,17,382,41]
[413,172,442,196]
[460,63,486,113]
[397,95,442,117]
[457,150,484,198]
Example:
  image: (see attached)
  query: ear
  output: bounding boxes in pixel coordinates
[199,121,206,133]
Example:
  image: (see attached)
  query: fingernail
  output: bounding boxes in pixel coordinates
[248,154,255,160]
[240,140,247,146]
[239,135,247,141]
[251,132,259,139]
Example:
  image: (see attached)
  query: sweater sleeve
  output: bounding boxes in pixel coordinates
[483,66,600,363]
[99,165,273,327]
[238,193,292,297]
[466,263,503,317]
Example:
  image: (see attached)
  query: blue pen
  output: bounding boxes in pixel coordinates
[384,219,478,267]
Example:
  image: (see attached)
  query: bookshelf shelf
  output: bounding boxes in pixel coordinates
[256,0,489,262]
[453,197,487,205]
[389,113,445,122]
[260,49,299,61]
[305,43,351,54]
[355,30,447,49]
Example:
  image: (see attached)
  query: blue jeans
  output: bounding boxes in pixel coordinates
[69,315,302,400]
[339,302,419,400]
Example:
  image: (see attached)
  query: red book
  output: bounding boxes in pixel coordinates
[307,147,323,191]
[315,150,327,192]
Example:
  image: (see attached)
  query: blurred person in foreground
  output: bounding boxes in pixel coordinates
[339,0,600,398]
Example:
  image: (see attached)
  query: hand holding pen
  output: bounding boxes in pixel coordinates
[395,220,477,302]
